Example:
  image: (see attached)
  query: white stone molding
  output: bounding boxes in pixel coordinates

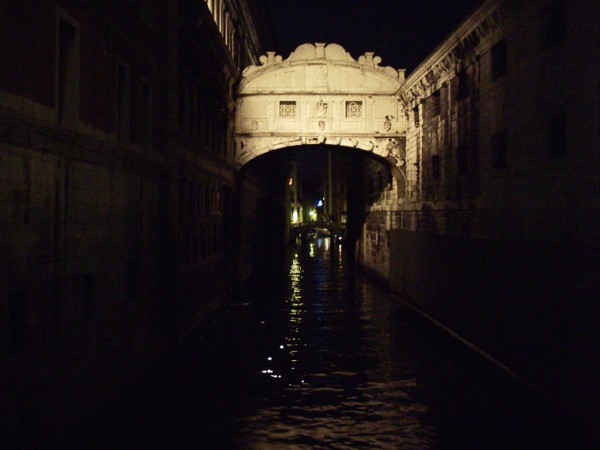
[235,43,406,169]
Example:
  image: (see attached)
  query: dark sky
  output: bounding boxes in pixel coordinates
[265,0,483,73]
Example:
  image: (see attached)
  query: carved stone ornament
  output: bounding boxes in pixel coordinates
[383,116,393,132]
[318,120,326,131]
[251,120,258,131]
[386,138,400,155]
[316,100,328,117]
[241,43,405,82]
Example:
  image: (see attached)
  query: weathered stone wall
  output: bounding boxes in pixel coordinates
[0,134,171,439]
[359,0,600,424]
[0,0,273,442]
[355,157,401,280]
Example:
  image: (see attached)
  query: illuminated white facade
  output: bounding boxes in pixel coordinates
[234,43,407,169]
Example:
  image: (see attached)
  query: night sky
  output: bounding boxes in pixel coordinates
[265,0,483,73]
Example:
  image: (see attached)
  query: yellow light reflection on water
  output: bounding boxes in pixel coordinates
[287,251,304,374]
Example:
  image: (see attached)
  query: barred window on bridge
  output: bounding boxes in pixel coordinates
[345,101,363,118]
[279,101,297,118]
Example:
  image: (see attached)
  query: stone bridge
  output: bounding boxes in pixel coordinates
[234,43,408,176]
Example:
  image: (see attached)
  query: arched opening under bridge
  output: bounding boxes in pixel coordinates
[240,142,399,261]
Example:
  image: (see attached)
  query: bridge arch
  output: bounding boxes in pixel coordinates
[234,43,408,176]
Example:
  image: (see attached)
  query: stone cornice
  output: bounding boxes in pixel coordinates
[241,43,406,89]
[400,0,508,108]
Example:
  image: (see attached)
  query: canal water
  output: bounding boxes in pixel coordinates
[76,237,595,449]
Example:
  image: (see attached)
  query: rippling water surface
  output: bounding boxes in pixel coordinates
[76,238,596,449]
[232,239,436,448]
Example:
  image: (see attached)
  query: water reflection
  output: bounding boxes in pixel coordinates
[235,237,437,448]
[287,252,303,371]
[75,235,597,450]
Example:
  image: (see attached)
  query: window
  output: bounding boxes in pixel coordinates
[345,101,363,118]
[178,178,186,220]
[430,91,441,117]
[141,81,152,149]
[543,0,565,48]
[491,132,507,168]
[413,106,420,127]
[179,75,187,132]
[58,17,78,126]
[457,70,470,100]
[9,292,27,356]
[547,110,566,159]
[183,229,191,265]
[456,145,469,175]
[279,101,297,118]
[431,154,441,181]
[116,62,130,140]
[491,39,507,80]
[188,181,196,210]
[141,0,153,27]
[214,0,221,27]
[198,184,206,215]
[127,261,138,300]
[212,225,219,254]
[198,85,207,141]
[82,273,95,322]
[219,2,226,33]
[204,185,211,215]
[189,81,197,138]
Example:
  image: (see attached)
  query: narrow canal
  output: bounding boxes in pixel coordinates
[76,237,594,449]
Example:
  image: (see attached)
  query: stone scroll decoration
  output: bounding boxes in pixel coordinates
[235,43,407,173]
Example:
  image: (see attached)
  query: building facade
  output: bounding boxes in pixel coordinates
[359,0,600,424]
[0,0,272,440]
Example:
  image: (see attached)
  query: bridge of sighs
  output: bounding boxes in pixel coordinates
[234,43,408,177]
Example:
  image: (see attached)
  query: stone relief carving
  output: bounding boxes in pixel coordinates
[383,116,393,132]
[259,52,283,66]
[385,138,402,157]
[316,100,328,117]
[358,52,382,66]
